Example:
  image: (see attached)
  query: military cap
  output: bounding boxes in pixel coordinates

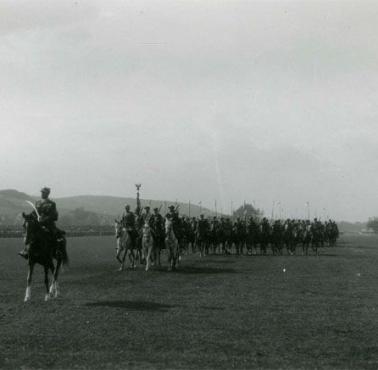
[144,206,150,210]
[40,187,51,194]
[168,205,175,210]
[153,207,159,211]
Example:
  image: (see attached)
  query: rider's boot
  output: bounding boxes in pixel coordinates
[18,244,29,259]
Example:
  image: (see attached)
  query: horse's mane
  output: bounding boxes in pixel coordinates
[23,211,38,221]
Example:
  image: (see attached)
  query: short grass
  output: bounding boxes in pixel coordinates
[1,234,378,369]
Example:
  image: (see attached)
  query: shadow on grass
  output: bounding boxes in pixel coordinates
[174,266,237,274]
[200,305,225,311]
[85,300,175,312]
[197,259,236,264]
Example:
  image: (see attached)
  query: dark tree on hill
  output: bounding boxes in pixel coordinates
[367,218,378,233]
[233,203,263,219]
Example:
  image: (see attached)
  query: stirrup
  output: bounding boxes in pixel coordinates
[18,251,29,259]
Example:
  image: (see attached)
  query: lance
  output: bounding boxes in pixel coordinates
[135,184,142,216]
[25,200,40,219]
[271,200,275,220]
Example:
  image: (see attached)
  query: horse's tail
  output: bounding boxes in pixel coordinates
[60,238,69,266]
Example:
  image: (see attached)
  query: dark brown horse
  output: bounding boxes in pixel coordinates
[22,212,68,302]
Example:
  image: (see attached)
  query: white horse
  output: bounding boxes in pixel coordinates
[142,222,154,271]
[115,220,135,271]
[165,217,179,271]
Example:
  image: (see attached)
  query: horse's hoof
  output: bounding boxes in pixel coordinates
[24,297,30,303]
[44,294,50,302]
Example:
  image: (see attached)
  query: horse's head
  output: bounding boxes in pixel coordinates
[22,211,38,245]
[165,217,174,235]
[143,221,151,235]
[114,219,123,238]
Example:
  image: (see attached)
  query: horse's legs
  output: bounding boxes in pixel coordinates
[177,242,182,265]
[173,245,178,270]
[24,262,34,302]
[117,248,125,271]
[156,244,161,266]
[167,244,172,271]
[124,249,129,268]
[144,244,149,271]
[129,249,136,269]
[116,248,123,265]
[50,260,60,298]
[44,265,50,301]
[170,244,177,271]
[145,244,153,271]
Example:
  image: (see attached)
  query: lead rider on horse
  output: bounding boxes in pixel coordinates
[19,187,60,259]
[121,204,138,248]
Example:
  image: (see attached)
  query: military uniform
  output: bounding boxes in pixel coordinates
[140,208,153,229]
[121,210,138,246]
[35,198,58,231]
[197,216,209,241]
[121,211,136,230]
[167,206,182,241]
[19,187,62,259]
[151,211,165,240]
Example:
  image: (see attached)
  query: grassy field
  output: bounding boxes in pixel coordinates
[1,234,378,369]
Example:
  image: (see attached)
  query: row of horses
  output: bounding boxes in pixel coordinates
[192,225,338,257]
[115,217,179,272]
[114,218,339,273]
[20,212,339,302]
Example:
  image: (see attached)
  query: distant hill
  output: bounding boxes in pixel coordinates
[0,189,216,225]
[0,189,37,223]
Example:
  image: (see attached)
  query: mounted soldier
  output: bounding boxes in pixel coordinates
[167,205,182,241]
[260,217,271,255]
[121,204,138,248]
[19,187,63,259]
[140,206,153,228]
[196,214,209,256]
[151,207,165,242]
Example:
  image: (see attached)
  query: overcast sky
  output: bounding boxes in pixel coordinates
[1,0,377,221]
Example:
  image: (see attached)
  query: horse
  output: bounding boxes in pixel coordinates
[196,227,209,257]
[141,222,154,271]
[152,232,164,267]
[302,225,312,256]
[165,217,179,271]
[22,212,68,302]
[115,220,136,270]
[271,221,284,256]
